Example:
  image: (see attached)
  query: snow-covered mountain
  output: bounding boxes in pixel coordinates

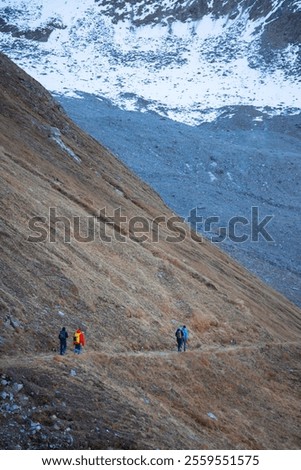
[0,0,300,124]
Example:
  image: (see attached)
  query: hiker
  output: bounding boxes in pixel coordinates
[175,327,184,352]
[73,328,85,354]
[58,327,68,355]
[182,325,189,351]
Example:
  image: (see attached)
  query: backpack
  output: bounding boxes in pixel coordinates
[176,328,183,339]
[59,330,66,341]
[182,328,188,340]
[73,331,80,344]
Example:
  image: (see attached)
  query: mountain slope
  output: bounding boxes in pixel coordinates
[0,53,301,449]
[1,0,300,310]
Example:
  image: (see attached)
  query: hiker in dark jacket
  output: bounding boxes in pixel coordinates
[175,327,183,352]
[58,327,68,355]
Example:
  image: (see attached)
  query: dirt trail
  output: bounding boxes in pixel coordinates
[112,341,299,357]
[1,340,299,368]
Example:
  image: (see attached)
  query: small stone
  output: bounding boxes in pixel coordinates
[30,421,41,432]
[13,383,24,393]
[10,318,20,329]
[10,404,20,412]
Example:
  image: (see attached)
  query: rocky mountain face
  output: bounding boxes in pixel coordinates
[96,0,301,60]
[0,52,301,450]
[0,0,300,121]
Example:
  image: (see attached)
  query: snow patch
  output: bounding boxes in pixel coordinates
[50,127,81,163]
[208,171,217,182]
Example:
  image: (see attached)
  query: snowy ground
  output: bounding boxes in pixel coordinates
[0,0,300,125]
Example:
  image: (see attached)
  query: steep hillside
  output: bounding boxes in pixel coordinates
[1,0,300,309]
[0,52,300,450]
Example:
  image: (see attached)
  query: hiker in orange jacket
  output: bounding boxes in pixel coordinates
[73,328,85,354]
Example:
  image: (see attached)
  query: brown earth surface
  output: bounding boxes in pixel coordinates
[0,52,300,450]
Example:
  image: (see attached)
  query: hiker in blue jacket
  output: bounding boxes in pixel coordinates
[182,325,189,351]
